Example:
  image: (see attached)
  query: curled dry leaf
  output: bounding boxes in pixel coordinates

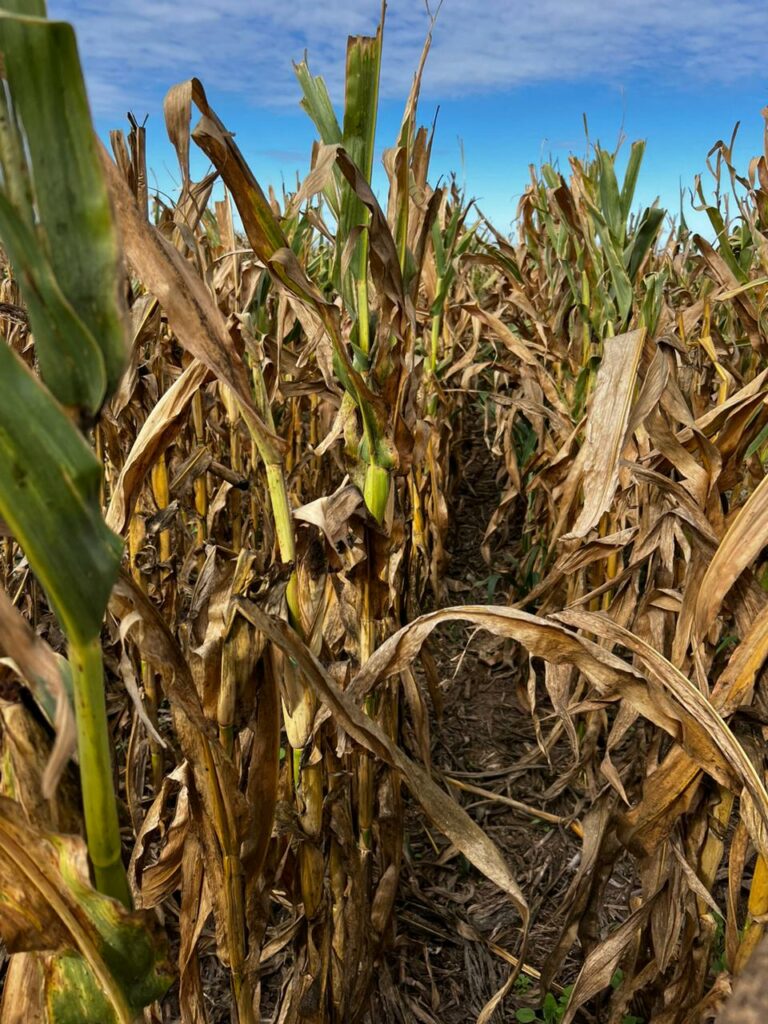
[557,609,768,857]
[293,480,367,550]
[106,359,210,534]
[0,586,75,798]
[233,598,530,931]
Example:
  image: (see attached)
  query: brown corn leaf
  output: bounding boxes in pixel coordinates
[163,78,379,414]
[563,328,645,539]
[558,610,768,857]
[0,586,75,798]
[0,954,46,1024]
[106,359,210,534]
[464,303,541,366]
[293,481,366,550]
[693,471,768,643]
[560,897,656,1024]
[99,142,285,463]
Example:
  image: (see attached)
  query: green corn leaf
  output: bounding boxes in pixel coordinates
[431,217,447,277]
[597,147,624,246]
[541,163,560,188]
[341,27,383,341]
[293,60,342,218]
[0,343,122,645]
[0,192,107,412]
[640,269,666,335]
[296,25,383,336]
[0,10,127,409]
[340,28,382,235]
[706,206,749,284]
[597,227,633,324]
[625,205,665,283]
[620,140,646,224]
[583,192,633,324]
[745,420,768,461]
[1,0,45,13]
[430,217,476,318]
[46,855,173,1024]
[294,60,343,148]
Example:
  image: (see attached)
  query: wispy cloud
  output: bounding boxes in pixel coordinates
[49,0,768,119]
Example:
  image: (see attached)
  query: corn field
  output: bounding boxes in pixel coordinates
[2,3,768,1022]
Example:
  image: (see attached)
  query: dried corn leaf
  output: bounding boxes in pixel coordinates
[564,328,645,539]
[693,471,768,642]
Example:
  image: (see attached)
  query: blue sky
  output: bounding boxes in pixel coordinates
[49,0,768,234]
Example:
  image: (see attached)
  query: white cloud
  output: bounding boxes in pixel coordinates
[48,0,768,119]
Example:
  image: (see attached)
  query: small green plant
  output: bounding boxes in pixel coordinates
[710,913,728,975]
[515,988,571,1024]
[515,983,643,1024]
[513,973,533,995]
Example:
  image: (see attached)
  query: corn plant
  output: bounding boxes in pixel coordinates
[4,5,768,1024]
